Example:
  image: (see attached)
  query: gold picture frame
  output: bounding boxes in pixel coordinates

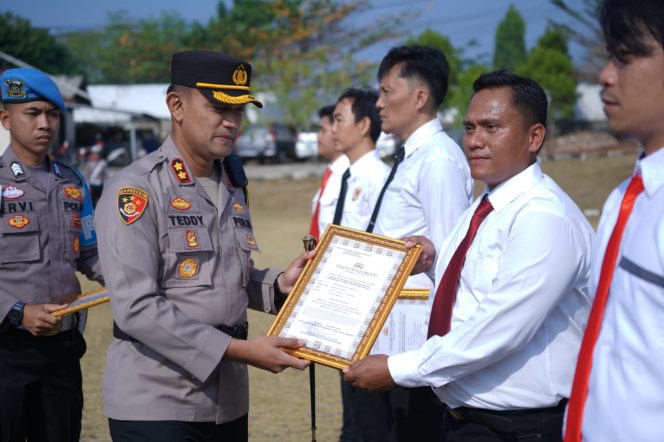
[267,225,421,369]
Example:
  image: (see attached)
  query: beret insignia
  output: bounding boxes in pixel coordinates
[5,79,27,98]
[117,187,149,225]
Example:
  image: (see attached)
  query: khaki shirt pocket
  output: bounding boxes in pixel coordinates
[0,213,41,263]
[163,227,214,288]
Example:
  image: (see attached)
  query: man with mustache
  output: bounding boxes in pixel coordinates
[564,1,664,441]
[95,51,310,441]
[345,71,593,441]
[0,67,104,441]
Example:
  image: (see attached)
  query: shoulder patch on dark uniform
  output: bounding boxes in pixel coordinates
[117,186,149,225]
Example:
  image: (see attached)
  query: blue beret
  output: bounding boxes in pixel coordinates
[0,67,66,113]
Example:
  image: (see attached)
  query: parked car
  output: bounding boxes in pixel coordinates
[235,123,297,163]
[294,130,319,161]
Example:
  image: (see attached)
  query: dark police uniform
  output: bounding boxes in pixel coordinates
[0,68,103,442]
[95,51,286,441]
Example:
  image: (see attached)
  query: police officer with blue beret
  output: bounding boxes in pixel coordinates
[0,67,103,441]
[95,51,311,441]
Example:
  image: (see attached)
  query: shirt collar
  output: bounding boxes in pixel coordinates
[636,146,664,198]
[484,161,544,212]
[329,154,350,174]
[348,150,380,177]
[403,118,443,158]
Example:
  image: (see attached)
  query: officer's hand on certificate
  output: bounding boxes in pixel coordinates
[22,303,67,336]
[225,336,310,373]
[342,355,397,391]
[403,235,436,275]
[276,249,317,294]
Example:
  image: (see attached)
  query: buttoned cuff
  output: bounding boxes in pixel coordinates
[387,349,427,388]
[248,267,283,314]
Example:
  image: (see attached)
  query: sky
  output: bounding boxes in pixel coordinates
[2,0,593,65]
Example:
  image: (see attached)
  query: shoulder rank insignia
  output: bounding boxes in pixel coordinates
[171,158,192,184]
[8,214,30,229]
[64,185,82,201]
[170,197,191,210]
[53,162,62,177]
[2,186,24,199]
[233,202,244,214]
[178,258,198,278]
[10,162,25,178]
[117,187,149,225]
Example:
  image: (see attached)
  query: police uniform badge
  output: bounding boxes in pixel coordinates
[186,230,199,249]
[2,186,24,199]
[8,215,30,229]
[72,236,80,255]
[233,202,244,214]
[352,186,362,202]
[170,197,192,210]
[64,185,83,201]
[171,158,192,184]
[10,162,25,178]
[178,258,198,278]
[117,187,149,225]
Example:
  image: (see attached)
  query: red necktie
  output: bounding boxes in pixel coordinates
[309,167,333,240]
[564,175,644,442]
[428,196,494,338]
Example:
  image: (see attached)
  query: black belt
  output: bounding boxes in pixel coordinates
[113,321,248,342]
[446,399,568,434]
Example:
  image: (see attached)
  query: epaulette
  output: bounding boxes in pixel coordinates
[223,154,249,204]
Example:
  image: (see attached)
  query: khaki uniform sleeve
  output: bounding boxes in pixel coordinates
[247,266,282,314]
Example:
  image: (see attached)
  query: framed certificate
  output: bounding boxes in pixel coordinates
[267,225,421,369]
[52,287,110,317]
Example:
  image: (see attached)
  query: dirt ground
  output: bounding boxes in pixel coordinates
[78,154,635,441]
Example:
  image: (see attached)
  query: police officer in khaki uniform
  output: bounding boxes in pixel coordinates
[0,68,103,441]
[95,51,310,441]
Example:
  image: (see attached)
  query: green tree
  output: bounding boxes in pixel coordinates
[550,0,605,81]
[447,63,489,126]
[0,12,78,73]
[517,26,577,119]
[493,4,527,71]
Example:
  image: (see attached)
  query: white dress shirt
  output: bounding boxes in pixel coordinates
[339,150,389,230]
[581,147,664,442]
[388,162,593,410]
[371,119,472,354]
[311,155,350,237]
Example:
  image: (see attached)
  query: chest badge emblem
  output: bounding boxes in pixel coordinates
[186,230,199,248]
[2,186,24,199]
[117,187,149,225]
[8,214,30,229]
[170,197,192,210]
[64,185,82,201]
[178,258,198,278]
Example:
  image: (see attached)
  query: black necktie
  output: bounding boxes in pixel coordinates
[332,168,351,225]
[366,146,405,233]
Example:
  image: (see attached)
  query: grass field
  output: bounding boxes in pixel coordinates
[78,154,635,441]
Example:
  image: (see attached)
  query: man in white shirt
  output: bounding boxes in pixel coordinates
[331,87,389,230]
[329,87,390,441]
[364,45,473,441]
[309,104,349,241]
[564,2,664,441]
[345,70,593,442]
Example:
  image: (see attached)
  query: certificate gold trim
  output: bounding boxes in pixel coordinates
[267,225,421,369]
[52,287,110,317]
[398,288,430,300]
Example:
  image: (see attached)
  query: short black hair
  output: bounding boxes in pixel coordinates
[600,0,664,61]
[336,87,381,143]
[377,45,450,108]
[318,104,335,121]
[472,70,548,128]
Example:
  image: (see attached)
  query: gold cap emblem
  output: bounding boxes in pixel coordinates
[5,79,27,98]
[232,65,248,86]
